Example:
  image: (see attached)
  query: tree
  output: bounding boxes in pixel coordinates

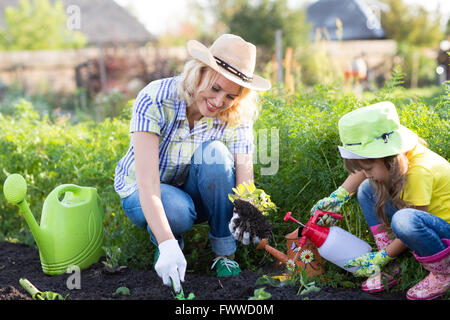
[202,0,311,57]
[0,0,87,51]
[380,0,444,47]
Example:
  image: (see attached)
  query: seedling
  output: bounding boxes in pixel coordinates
[171,280,195,300]
[296,270,321,296]
[102,246,126,273]
[248,287,271,300]
[113,286,130,296]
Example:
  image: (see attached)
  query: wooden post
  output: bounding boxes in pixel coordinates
[275,29,283,86]
[98,44,107,92]
[284,47,294,92]
[411,50,419,88]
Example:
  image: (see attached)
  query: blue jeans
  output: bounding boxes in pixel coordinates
[357,179,450,257]
[120,140,237,256]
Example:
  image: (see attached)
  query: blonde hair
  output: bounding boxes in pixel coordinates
[177,59,259,126]
[343,138,427,226]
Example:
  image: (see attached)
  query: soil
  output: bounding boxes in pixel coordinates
[0,241,409,301]
[231,199,273,241]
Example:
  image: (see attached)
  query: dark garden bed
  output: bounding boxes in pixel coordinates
[0,241,409,301]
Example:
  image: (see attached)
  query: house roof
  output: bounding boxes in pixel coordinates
[0,0,156,45]
[307,0,385,41]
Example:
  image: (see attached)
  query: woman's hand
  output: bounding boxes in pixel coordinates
[154,239,187,293]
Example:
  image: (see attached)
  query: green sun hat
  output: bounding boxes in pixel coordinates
[338,101,418,159]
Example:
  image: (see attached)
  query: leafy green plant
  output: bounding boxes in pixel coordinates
[102,246,125,273]
[296,270,321,296]
[255,260,321,296]
[248,287,271,300]
[228,181,277,215]
[172,281,195,300]
[113,287,130,296]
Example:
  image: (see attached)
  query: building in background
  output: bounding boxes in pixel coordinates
[306,0,387,41]
[0,0,183,97]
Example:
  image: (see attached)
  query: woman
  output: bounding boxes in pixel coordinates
[114,34,271,293]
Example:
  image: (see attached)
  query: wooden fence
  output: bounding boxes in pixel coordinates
[0,45,188,95]
[0,40,417,96]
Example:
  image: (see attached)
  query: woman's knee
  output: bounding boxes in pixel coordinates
[194,140,235,180]
[194,140,233,166]
[121,190,148,229]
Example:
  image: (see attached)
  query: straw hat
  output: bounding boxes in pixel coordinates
[187,34,271,91]
[338,101,418,159]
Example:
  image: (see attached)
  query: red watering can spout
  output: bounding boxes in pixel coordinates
[284,212,304,226]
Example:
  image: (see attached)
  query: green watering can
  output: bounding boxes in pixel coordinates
[3,174,104,275]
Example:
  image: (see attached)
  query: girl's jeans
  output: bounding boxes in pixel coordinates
[357,179,450,257]
[120,140,237,256]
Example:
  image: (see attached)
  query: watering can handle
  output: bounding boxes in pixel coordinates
[55,185,83,203]
[311,210,344,224]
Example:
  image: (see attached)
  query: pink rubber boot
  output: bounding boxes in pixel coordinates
[406,239,450,300]
[361,224,401,293]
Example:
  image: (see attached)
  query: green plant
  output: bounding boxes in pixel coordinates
[248,287,271,300]
[171,280,195,300]
[285,260,321,295]
[228,182,277,215]
[102,246,123,273]
[113,287,130,296]
[255,260,321,296]
[297,274,321,296]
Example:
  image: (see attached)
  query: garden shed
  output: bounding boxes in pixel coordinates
[306,0,386,41]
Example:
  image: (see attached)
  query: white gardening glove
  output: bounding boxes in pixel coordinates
[229,208,259,245]
[228,200,272,245]
[154,239,187,293]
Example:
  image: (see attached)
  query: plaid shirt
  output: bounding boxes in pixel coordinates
[114,77,254,198]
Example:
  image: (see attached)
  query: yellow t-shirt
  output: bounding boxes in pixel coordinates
[401,143,450,222]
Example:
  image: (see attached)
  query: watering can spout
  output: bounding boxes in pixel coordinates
[18,200,46,247]
[256,238,289,264]
[3,174,45,248]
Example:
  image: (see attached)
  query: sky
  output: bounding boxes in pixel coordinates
[113,0,450,35]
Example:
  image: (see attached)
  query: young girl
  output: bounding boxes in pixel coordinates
[114,34,271,293]
[311,101,449,300]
